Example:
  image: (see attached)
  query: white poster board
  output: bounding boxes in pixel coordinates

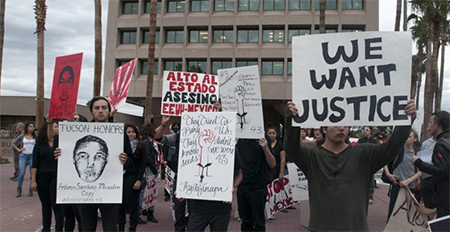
[292,32,412,127]
[175,112,236,201]
[287,163,309,202]
[161,71,219,116]
[218,65,264,139]
[56,122,124,203]
[265,177,300,219]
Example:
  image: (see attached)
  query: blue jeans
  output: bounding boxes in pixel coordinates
[18,153,32,187]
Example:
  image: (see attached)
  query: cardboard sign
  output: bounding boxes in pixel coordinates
[292,32,412,127]
[142,170,159,211]
[108,58,137,109]
[161,71,219,116]
[56,122,124,204]
[175,112,236,201]
[384,187,436,232]
[287,163,309,202]
[265,177,300,218]
[49,53,83,119]
[218,65,264,139]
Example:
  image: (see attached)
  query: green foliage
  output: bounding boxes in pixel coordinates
[0,156,10,164]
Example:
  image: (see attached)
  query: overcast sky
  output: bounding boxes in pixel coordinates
[1,0,449,118]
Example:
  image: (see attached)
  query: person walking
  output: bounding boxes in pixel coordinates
[12,122,36,197]
[10,122,24,181]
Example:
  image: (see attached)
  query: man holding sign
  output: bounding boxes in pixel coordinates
[284,99,416,231]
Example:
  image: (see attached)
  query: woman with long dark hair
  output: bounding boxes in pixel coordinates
[31,120,64,231]
[118,124,146,232]
[12,121,36,197]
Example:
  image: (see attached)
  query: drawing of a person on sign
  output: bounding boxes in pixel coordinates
[73,135,109,183]
[197,129,215,182]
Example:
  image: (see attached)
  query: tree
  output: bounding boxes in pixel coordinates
[0,0,5,93]
[409,13,427,110]
[93,0,102,97]
[144,0,158,124]
[319,0,325,34]
[34,0,46,128]
[395,0,402,31]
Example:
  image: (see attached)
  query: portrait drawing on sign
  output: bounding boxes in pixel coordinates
[73,135,109,183]
[58,65,75,102]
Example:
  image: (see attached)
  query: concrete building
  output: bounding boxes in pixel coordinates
[104,0,378,127]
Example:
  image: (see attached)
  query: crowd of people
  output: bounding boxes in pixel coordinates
[8,96,449,231]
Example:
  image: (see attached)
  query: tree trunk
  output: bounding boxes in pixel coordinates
[35,0,46,128]
[395,0,402,31]
[430,22,439,112]
[93,0,102,97]
[435,19,446,111]
[319,0,325,34]
[144,0,157,124]
[402,0,407,31]
[415,43,424,111]
[421,36,433,142]
[0,0,5,92]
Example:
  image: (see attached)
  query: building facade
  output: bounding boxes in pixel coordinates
[104,0,379,127]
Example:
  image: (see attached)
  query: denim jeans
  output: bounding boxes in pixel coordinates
[18,153,32,187]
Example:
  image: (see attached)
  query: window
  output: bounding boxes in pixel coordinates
[341,27,364,32]
[143,30,160,44]
[211,60,232,74]
[191,0,210,12]
[289,0,310,10]
[236,60,258,67]
[118,60,132,67]
[314,28,337,34]
[167,0,185,13]
[213,30,233,43]
[263,29,284,43]
[122,1,138,14]
[262,61,284,75]
[237,29,258,43]
[315,0,337,10]
[239,0,259,11]
[263,0,285,11]
[342,0,363,10]
[287,60,292,75]
[164,60,182,71]
[288,29,310,42]
[144,1,161,13]
[121,31,137,44]
[187,60,207,73]
[214,0,235,12]
[141,60,159,74]
[190,30,209,43]
[166,30,184,43]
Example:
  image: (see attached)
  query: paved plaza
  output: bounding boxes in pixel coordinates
[1,152,392,231]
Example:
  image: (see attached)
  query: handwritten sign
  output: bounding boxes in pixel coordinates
[292,32,411,127]
[142,170,159,211]
[108,58,137,109]
[265,177,300,218]
[385,187,436,231]
[175,112,236,201]
[161,71,219,116]
[49,53,83,119]
[287,163,309,202]
[56,122,124,204]
[218,65,264,139]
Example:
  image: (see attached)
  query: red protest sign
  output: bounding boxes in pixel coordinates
[49,53,83,119]
[108,59,137,109]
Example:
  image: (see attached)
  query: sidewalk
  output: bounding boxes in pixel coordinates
[1,156,390,231]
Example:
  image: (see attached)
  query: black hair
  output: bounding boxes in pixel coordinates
[125,123,142,159]
[432,110,450,131]
[24,122,36,139]
[140,123,155,139]
[58,66,74,85]
[89,96,112,114]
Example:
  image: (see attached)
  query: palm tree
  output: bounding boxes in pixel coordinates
[319,0,325,34]
[93,0,102,97]
[144,0,158,124]
[409,13,427,110]
[395,0,402,31]
[0,0,5,93]
[34,0,46,128]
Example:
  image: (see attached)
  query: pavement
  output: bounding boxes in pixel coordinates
[1,154,392,231]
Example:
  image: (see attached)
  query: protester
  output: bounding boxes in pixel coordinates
[155,116,187,232]
[412,110,450,219]
[31,119,64,231]
[118,124,146,232]
[358,126,379,204]
[284,99,416,231]
[140,123,159,223]
[12,122,36,197]
[54,96,130,232]
[384,129,422,221]
[266,125,287,222]
[185,144,242,231]
[417,135,437,209]
[10,122,24,181]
